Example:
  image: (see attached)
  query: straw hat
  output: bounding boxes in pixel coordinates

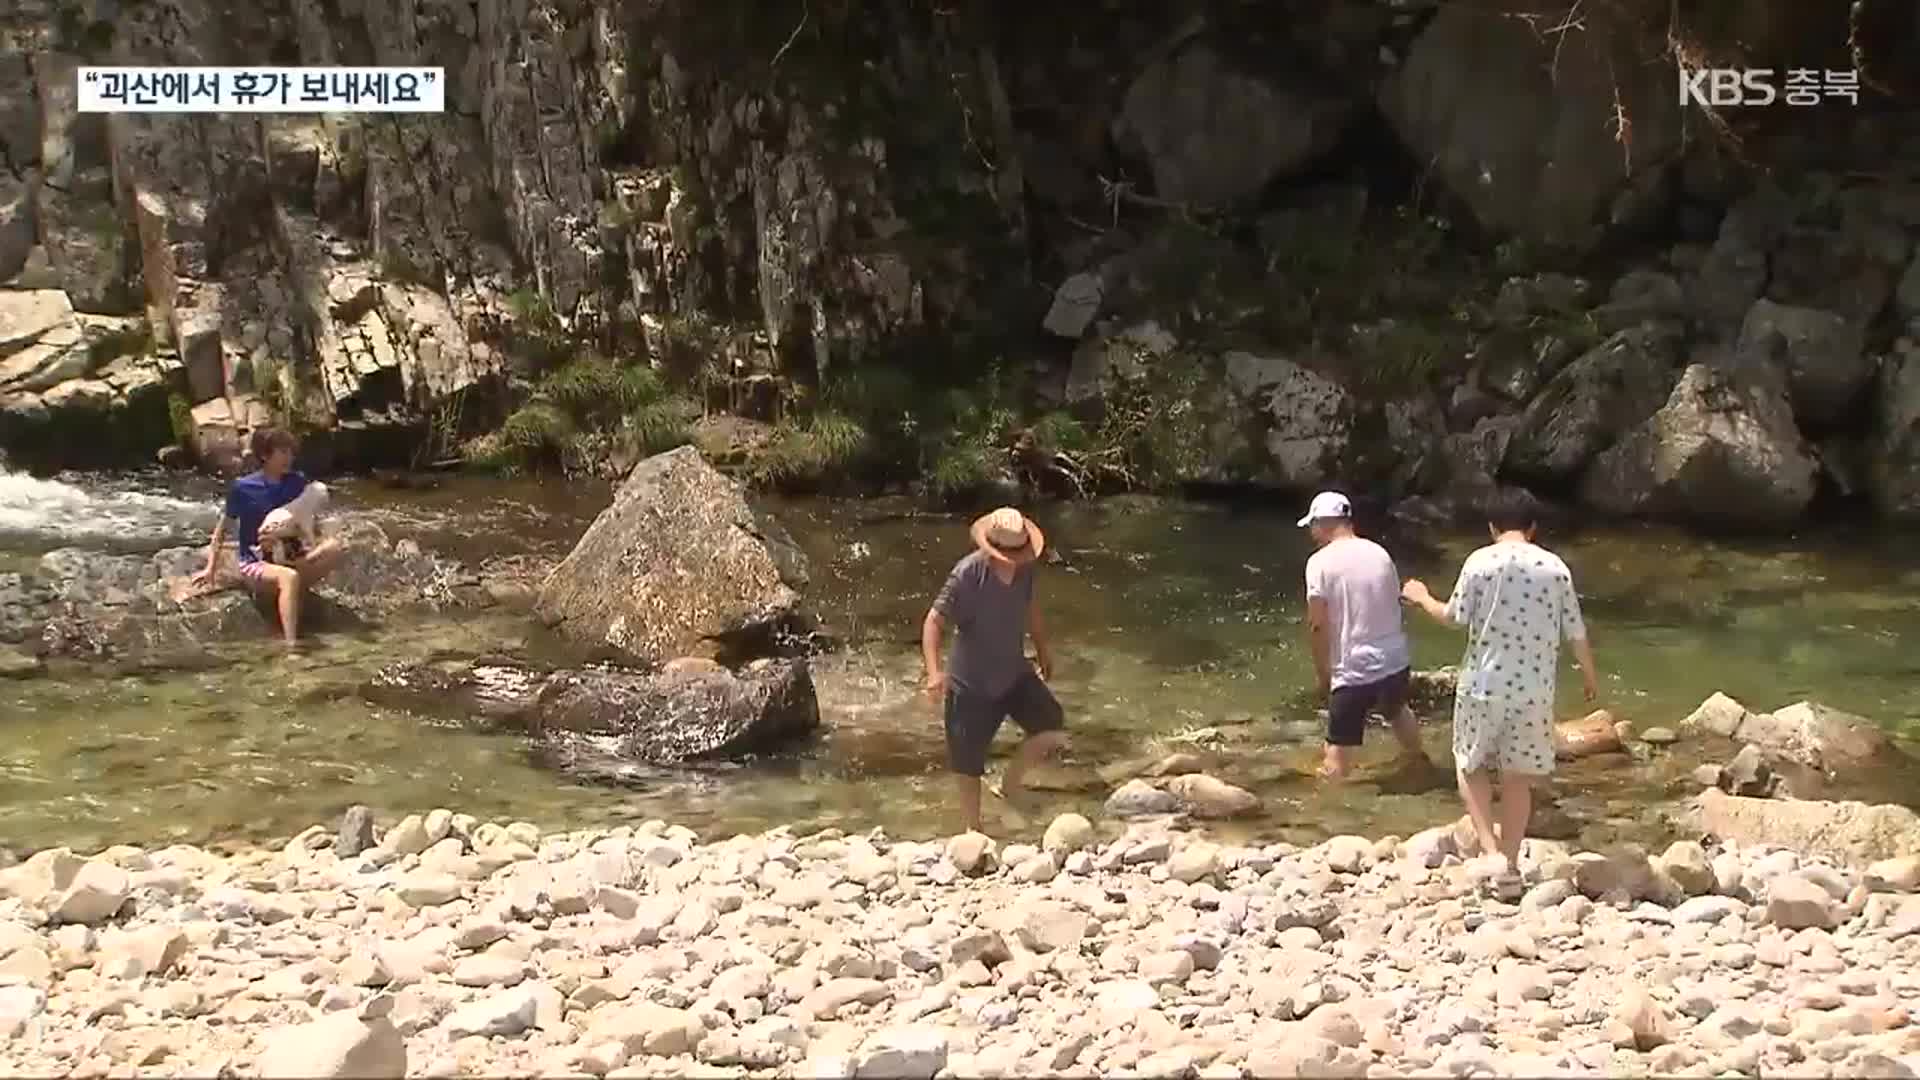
[981,506,1045,559]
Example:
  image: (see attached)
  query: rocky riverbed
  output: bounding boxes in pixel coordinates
[4,804,1920,1079]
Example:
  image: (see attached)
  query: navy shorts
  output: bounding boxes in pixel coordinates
[1327,667,1411,747]
[943,671,1064,776]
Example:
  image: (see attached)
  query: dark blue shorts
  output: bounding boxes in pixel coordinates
[943,670,1064,776]
[1328,667,1411,747]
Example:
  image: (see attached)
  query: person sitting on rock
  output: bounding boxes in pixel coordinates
[922,506,1065,834]
[1402,487,1601,890]
[192,427,346,647]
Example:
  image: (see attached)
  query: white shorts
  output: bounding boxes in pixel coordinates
[1452,694,1555,775]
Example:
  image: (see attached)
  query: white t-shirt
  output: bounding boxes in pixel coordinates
[1444,540,1588,703]
[1304,536,1411,689]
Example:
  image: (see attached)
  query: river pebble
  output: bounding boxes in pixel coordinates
[3,814,1920,1077]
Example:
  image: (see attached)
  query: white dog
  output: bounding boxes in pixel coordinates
[258,481,329,566]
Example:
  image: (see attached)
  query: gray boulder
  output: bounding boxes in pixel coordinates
[1869,338,1920,522]
[1580,361,1818,529]
[0,291,89,392]
[1733,299,1871,428]
[363,655,821,771]
[535,447,810,665]
[1765,186,1913,325]
[1594,270,1687,333]
[1380,5,1682,247]
[1225,350,1352,489]
[1693,790,1920,868]
[1690,186,1796,336]
[0,172,32,282]
[1682,692,1895,775]
[1065,321,1178,404]
[1113,42,1347,208]
[1502,325,1683,486]
[1042,273,1103,339]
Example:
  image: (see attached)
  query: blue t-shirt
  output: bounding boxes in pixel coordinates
[224,470,309,564]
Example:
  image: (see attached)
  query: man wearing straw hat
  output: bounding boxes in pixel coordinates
[921,506,1065,834]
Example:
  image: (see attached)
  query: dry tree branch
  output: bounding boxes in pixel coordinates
[1604,50,1632,173]
[1504,0,1589,85]
[769,1,809,70]
[1662,0,1747,161]
[951,74,997,174]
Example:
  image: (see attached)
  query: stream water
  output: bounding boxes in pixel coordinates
[4,469,1920,855]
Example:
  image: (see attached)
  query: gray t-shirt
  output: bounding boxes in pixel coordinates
[1304,535,1412,689]
[933,551,1035,698]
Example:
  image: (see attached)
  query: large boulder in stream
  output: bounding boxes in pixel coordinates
[362,655,820,770]
[0,519,475,666]
[535,447,811,665]
[1580,361,1819,529]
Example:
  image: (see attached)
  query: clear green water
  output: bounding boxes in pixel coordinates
[4,475,1919,855]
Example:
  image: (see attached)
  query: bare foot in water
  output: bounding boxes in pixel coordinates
[986,779,1032,830]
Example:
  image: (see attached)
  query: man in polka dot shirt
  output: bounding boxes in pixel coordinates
[1401,488,1600,885]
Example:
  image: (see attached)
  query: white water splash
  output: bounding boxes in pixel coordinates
[0,469,217,549]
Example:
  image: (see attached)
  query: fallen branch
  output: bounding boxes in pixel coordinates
[769,2,809,71]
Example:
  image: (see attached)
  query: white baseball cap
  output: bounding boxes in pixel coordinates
[1296,491,1352,528]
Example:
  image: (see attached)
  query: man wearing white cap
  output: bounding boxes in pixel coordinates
[1297,491,1428,778]
[921,507,1065,833]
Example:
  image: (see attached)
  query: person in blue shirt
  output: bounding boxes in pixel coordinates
[192,427,346,645]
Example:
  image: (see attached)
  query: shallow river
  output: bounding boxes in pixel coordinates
[4,469,1919,854]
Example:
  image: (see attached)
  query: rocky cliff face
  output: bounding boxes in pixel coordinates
[2,0,1018,474]
[1,0,1917,528]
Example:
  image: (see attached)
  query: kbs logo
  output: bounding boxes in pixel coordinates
[1678,69,1777,107]
[1678,67,1861,107]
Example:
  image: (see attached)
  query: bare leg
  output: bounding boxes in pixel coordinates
[1002,730,1066,806]
[294,538,345,585]
[1497,772,1537,872]
[1388,704,1431,765]
[250,564,303,645]
[955,774,983,835]
[1320,743,1353,780]
[1456,768,1501,859]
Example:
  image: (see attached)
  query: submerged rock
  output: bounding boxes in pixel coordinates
[364,654,820,768]
[534,447,811,666]
[1162,774,1260,819]
[1104,779,1180,819]
[1554,710,1624,760]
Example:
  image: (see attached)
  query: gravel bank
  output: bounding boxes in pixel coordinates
[3,808,1920,1078]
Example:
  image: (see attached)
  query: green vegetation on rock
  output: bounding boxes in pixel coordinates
[469,355,699,476]
[166,393,194,451]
